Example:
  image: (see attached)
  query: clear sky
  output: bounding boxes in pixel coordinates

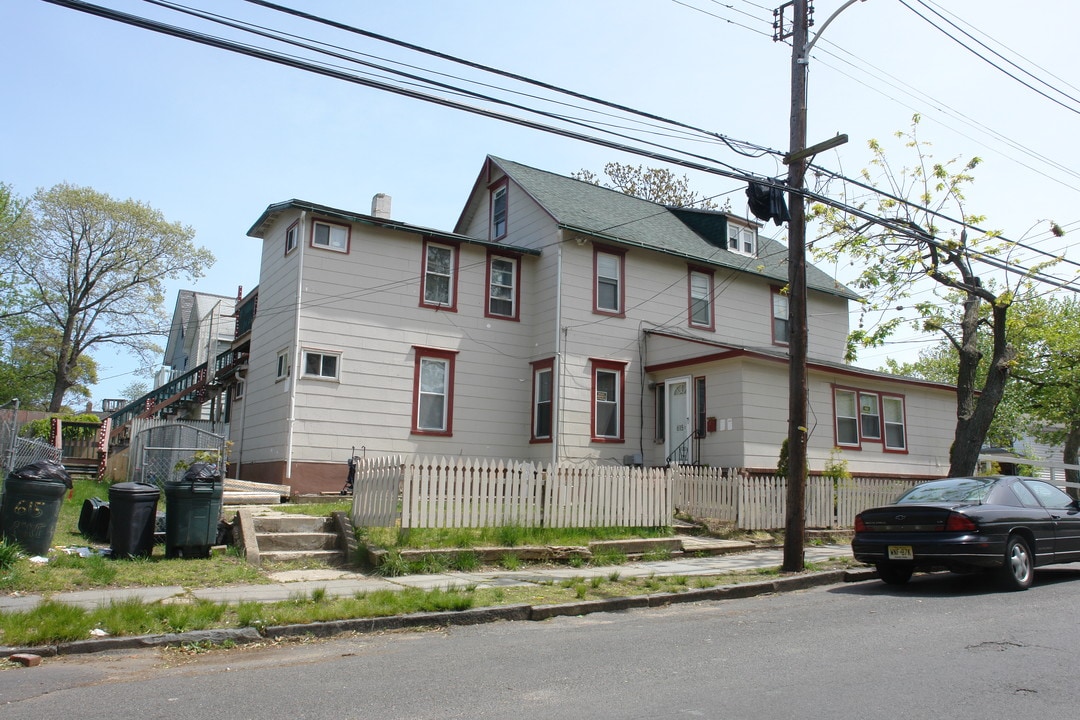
[3,0,1078,407]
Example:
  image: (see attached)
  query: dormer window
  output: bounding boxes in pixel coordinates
[727,222,756,256]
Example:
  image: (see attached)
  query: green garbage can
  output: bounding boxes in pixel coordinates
[109,482,160,559]
[164,463,222,559]
[0,460,72,556]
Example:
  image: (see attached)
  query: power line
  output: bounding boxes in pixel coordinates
[898,0,1080,117]
[240,0,782,159]
[38,1,1080,297]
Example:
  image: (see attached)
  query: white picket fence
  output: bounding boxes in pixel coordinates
[349,456,921,531]
[674,467,919,530]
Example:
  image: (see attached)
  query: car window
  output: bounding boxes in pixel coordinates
[897,478,995,504]
[1022,480,1075,510]
[1010,482,1041,508]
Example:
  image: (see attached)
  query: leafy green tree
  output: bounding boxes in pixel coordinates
[811,116,1058,477]
[11,183,214,412]
[1007,295,1080,494]
[573,162,722,209]
[0,322,97,409]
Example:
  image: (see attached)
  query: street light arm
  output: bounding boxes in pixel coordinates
[803,0,869,59]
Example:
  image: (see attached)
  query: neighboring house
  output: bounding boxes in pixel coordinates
[216,156,956,494]
[157,289,237,420]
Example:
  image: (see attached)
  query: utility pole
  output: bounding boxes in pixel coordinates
[776,1,855,572]
[781,0,810,573]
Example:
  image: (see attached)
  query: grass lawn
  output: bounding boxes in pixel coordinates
[0,478,854,649]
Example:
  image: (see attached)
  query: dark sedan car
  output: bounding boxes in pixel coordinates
[852,475,1080,590]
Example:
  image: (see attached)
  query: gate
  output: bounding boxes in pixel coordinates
[129,420,227,487]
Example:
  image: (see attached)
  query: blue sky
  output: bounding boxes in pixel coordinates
[3,0,1078,406]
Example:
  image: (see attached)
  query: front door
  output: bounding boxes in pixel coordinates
[665,377,693,464]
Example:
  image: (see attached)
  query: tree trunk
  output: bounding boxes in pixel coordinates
[1064,421,1080,500]
[948,301,1014,476]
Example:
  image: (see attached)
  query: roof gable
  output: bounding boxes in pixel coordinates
[487,156,856,300]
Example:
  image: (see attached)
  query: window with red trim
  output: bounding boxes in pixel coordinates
[421,239,458,311]
[486,252,519,320]
[284,221,299,256]
[882,395,907,451]
[594,247,625,316]
[688,267,714,330]
[834,387,907,452]
[531,358,554,442]
[411,347,457,435]
[591,359,626,442]
[311,219,349,253]
[772,287,790,345]
[490,180,508,240]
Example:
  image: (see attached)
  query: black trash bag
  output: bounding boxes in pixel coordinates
[8,459,73,489]
[182,462,220,482]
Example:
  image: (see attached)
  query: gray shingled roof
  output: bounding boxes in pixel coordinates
[491,156,857,300]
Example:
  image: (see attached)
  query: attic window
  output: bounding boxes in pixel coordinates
[312,220,349,253]
[490,180,508,240]
[727,223,756,256]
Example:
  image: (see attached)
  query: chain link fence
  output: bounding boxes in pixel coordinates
[0,399,63,479]
[129,420,227,487]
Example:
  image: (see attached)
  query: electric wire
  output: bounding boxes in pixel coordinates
[35,1,1080,322]
[903,0,1080,115]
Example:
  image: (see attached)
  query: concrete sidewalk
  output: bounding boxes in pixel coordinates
[0,543,854,612]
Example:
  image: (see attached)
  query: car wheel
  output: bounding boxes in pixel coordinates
[875,563,913,586]
[998,535,1034,591]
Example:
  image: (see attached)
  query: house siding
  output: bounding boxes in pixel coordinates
[222,157,956,493]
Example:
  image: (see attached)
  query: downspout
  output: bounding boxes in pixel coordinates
[552,234,564,469]
[284,211,306,480]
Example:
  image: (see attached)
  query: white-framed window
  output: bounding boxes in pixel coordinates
[532,359,553,441]
[772,288,790,344]
[835,388,859,447]
[883,396,907,451]
[285,222,298,255]
[422,240,457,309]
[276,350,290,381]
[689,269,713,329]
[860,392,881,440]
[302,350,340,380]
[487,254,518,319]
[311,220,349,252]
[233,380,245,400]
[591,359,626,441]
[727,222,756,255]
[490,182,508,239]
[595,248,624,315]
[412,347,457,435]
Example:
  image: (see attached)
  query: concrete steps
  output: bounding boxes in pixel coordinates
[233,508,355,567]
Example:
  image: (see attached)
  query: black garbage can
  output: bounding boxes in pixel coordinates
[164,463,223,559]
[0,460,72,556]
[108,482,161,559]
[78,497,111,543]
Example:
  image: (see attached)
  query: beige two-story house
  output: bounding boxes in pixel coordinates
[223,156,956,493]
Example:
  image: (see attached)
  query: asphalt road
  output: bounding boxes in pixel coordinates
[4,566,1080,719]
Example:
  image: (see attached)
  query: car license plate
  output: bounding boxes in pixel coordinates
[888,545,913,561]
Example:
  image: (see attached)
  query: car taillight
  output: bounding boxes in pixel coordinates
[944,512,978,532]
[854,514,867,532]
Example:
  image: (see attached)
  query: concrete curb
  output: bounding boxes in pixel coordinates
[2,568,873,658]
